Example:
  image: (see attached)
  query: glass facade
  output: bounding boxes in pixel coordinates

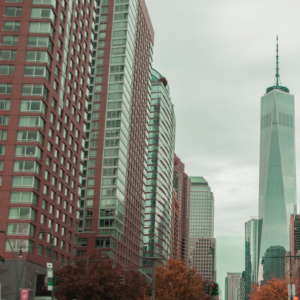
[258,89,297,282]
[79,0,154,267]
[189,177,215,278]
[245,218,258,300]
[143,69,176,273]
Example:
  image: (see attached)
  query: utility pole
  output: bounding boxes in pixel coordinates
[261,252,298,300]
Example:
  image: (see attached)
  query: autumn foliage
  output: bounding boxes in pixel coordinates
[54,251,149,300]
[155,259,211,300]
[249,278,300,300]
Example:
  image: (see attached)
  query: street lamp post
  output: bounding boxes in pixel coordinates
[208,246,215,300]
[147,256,167,300]
[208,246,215,283]
[0,229,45,300]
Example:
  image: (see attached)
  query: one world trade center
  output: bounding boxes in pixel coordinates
[257,37,297,283]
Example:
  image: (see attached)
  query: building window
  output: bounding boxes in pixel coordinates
[0,65,15,76]
[0,50,16,60]
[17,131,43,144]
[12,176,39,189]
[8,207,36,220]
[29,22,54,37]
[27,36,52,50]
[5,240,33,252]
[10,192,38,204]
[0,146,6,155]
[7,223,35,236]
[3,21,20,31]
[22,84,48,99]
[0,116,9,125]
[18,116,44,129]
[15,145,42,159]
[26,51,51,65]
[13,161,40,174]
[31,8,56,23]
[20,100,46,114]
[0,130,8,141]
[2,36,18,46]
[32,0,56,8]
[24,66,49,79]
[6,7,22,17]
[0,100,10,111]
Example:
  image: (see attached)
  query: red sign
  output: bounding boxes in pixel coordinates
[20,289,29,300]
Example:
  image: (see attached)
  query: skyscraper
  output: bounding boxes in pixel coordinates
[189,177,215,280]
[0,0,95,297]
[143,69,176,273]
[245,218,258,299]
[78,0,154,269]
[225,272,242,300]
[257,38,297,283]
[173,155,191,265]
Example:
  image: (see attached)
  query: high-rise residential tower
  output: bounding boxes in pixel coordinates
[0,0,95,297]
[257,38,296,283]
[189,177,215,280]
[173,155,191,265]
[143,69,176,273]
[245,218,258,299]
[78,0,154,269]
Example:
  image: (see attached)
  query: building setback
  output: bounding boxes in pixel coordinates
[173,154,191,265]
[244,218,258,300]
[189,177,215,279]
[78,0,154,269]
[257,39,296,283]
[0,0,95,298]
[143,69,176,273]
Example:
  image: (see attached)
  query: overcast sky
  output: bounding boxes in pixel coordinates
[146,0,300,295]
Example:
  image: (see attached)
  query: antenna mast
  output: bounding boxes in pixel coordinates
[276,35,280,87]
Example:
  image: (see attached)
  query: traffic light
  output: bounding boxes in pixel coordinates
[214,283,219,296]
[205,284,210,294]
[211,283,216,295]
[120,274,125,285]
[210,282,219,296]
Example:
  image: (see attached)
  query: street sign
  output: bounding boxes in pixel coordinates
[20,289,29,300]
[47,263,53,291]
[288,284,295,296]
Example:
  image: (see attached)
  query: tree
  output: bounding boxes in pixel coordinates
[249,278,300,300]
[155,259,211,300]
[54,250,149,300]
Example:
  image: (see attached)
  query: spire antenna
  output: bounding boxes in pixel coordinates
[266,36,289,93]
[276,35,280,87]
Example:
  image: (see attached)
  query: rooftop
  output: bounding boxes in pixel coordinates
[190,176,208,184]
